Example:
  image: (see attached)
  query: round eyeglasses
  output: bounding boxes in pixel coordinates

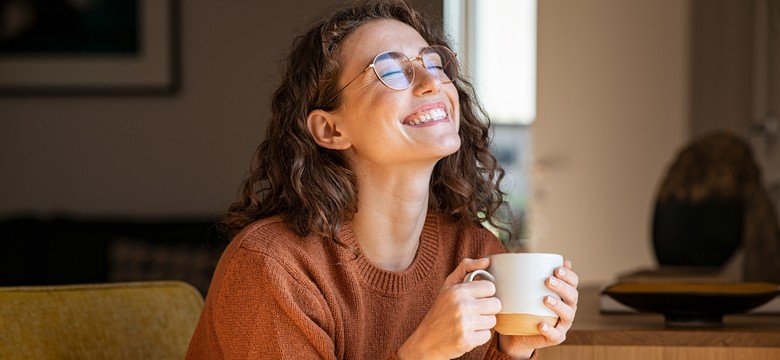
[324,45,458,106]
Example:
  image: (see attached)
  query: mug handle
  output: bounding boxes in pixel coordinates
[463,269,495,283]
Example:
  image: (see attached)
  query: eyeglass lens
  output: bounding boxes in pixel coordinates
[372,46,457,90]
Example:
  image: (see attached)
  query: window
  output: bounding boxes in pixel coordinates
[444,0,537,248]
[444,0,536,125]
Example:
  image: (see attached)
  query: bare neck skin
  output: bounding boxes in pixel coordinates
[349,162,435,272]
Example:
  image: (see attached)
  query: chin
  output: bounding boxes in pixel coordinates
[439,137,462,157]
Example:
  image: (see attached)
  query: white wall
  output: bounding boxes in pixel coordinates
[531,0,691,285]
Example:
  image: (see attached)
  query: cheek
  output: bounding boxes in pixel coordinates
[454,106,461,132]
[447,87,461,130]
[447,102,461,137]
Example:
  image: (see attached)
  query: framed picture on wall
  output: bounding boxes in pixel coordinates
[0,0,178,95]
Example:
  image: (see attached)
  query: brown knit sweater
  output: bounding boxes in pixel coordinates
[186,213,537,359]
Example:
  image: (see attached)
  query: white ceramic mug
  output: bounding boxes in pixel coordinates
[464,253,563,335]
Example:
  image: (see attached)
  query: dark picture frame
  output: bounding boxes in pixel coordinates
[0,0,179,95]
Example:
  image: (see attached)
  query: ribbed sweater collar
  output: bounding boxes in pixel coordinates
[337,213,440,297]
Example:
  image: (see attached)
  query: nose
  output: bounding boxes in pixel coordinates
[411,60,442,96]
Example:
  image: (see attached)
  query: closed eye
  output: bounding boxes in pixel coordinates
[380,69,406,79]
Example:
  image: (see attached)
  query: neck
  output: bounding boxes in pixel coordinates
[349,163,434,272]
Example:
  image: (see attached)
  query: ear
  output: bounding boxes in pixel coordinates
[306,109,352,150]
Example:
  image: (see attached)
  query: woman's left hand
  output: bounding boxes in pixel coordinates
[498,259,579,359]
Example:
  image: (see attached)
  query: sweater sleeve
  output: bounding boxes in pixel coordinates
[212,246,338,359]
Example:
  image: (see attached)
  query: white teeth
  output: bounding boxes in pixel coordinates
[405,108,447,125]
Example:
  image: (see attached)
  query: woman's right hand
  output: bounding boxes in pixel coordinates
[396,258,501,360]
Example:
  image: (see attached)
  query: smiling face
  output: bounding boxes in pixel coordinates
[325,19,461,172]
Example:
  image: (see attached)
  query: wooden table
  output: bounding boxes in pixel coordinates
[537,286,780,359]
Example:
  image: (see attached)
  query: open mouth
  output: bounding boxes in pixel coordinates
[402,107,448,126]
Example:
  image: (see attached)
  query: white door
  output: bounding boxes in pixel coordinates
[750,0,780,220]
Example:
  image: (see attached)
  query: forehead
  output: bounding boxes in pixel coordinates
[340,19,430,65]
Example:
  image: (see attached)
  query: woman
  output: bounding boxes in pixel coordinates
[187,0,579,359]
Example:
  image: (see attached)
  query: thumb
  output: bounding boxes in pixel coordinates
[443,257,490,287]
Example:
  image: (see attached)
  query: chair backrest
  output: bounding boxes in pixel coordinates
[0,281,204,360]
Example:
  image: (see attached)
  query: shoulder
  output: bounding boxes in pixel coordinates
[208,215,342,302]
[232,215,298,251]
[214,215,340,285]
[200,218,337,350]
[231,215,332,258]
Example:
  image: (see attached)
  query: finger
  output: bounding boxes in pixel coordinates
[474,314,498,331]
[555,264,580,289]
[545,295,575,328]
[539,321,566,344]
[564,259,573,270]
[445,257,490,286]
[547,276,579,310]
[456,279,497,299]
[472,329,493,346]
[473,296,502,315]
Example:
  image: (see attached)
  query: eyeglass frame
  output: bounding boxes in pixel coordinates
[322,45,458,107]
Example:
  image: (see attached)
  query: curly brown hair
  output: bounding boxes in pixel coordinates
[223,0,506,243]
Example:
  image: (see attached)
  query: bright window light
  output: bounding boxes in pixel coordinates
[444,0,537,125]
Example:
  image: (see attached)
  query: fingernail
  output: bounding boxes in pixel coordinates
[546,296,558,306]
[541,322,550,332]
[558,267,567,277]
[549,277,559,287]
